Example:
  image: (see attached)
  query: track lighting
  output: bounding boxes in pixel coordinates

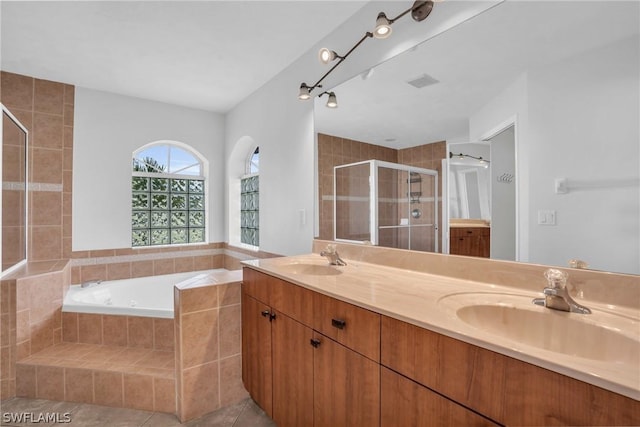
[373,12,392,39]
[318,48,343,64]
[449,152,490,166]
[318,91,338,108]
[298,83,312,100]
[298,1,435,105]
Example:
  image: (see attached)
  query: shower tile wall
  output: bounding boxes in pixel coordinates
[317,133,446,246]
[1,71,74,262]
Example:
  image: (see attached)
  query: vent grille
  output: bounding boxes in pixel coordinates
[407,73,439,89]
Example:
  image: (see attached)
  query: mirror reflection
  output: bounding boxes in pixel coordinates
[315,1,639,275]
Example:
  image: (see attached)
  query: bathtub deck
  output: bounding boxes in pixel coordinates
[16,342,176,413]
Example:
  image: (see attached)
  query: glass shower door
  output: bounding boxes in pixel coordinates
[334,162,371,243]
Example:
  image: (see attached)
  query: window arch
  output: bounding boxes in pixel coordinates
[240,146,259,247]
[131,141,206,247]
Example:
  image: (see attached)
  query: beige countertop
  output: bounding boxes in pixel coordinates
[243,254,640,401]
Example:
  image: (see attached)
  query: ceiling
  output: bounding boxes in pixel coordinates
[1,1,367,113]
[314,1,640,149]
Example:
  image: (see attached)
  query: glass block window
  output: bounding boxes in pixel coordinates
[240,175,259,246]
[132,143,206,247]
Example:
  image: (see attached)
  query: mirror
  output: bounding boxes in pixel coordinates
[2,106,28,273]
[315,1,639,275]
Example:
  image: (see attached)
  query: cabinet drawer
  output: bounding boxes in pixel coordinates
[313,292,380,362]
[270,276,314,328]
[242,267,270,305]
[450,227,489,238]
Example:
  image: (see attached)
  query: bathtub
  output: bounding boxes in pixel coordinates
[62,269,228,319]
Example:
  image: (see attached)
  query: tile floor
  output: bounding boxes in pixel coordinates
[0,397,275,427]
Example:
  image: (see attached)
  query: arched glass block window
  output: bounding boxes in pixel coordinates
[131,142,206,247]
[241,146,259,247]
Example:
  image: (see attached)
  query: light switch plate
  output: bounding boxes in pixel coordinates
[537,210,557,225]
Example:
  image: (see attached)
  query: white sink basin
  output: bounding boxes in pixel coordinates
[277,263,343,276]
[439,293,640,364]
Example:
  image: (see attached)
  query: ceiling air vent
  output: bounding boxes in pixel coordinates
[406,73,439,89]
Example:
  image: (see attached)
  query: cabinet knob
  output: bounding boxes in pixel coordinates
[310,338,321,348]
[261,310,270,318]
[331,318,346,329]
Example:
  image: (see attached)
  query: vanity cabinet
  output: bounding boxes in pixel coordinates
[242,267,380,427]
[381,315,640,426]
[449,227,490,258]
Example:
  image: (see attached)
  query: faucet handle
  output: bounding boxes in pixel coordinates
[569,259,588,269]
[544,268,568,289]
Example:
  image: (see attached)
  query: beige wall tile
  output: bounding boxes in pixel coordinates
[131,260,154,278]
[218,305,241,359]
[153,377,176,414]
[30,192,62,227]
[127,316,153,348]
[153,318,174,351]
[103,315,128,347]
[80,265,107,283]
[36,365,64,400]
[30,316,54,354]
[153,259,175,276]
[15,363,36,397]
[174,257,194,273]
[94,371,123,407]
[1,72,33,111]
[62,312,78,343]
[77,313,102,345]
[30,226,62,261]
[64,367,94,403]
[33,79,64,115]
[180,361,219,422]
[123,373,154,411]
[16,341,30,361]
[106,262,131,281]
[63,84,75,106]
[33,113,63,149]
[218,283,240,307]
[193,255,213,271]
[63,104,74,126]
[16,309,30,343]
[180,286,218,315]
[180,309,218,369]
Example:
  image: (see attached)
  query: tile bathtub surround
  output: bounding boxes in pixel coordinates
[15,342,175,413]
[174,271,248,422]
[0,279,17,399]
[62,313,175,350]
[312,239,640,309]
[1,71,74,262]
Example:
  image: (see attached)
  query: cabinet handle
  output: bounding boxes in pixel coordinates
[331,318,346,329]
[269,312,276,322]
[310,338,321,348]
[261,310,270,318]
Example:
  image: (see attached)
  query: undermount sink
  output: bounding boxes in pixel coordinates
[439,293,639,364]
[277,263,343,276]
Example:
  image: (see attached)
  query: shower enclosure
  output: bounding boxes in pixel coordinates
[334,160,438,252]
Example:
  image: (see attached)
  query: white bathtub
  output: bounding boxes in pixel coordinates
[62,269,228,319]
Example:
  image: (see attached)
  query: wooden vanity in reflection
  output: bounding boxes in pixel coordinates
[449,219,490,258]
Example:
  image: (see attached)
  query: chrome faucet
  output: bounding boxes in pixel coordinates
[81,280,102,288]
[532,269,591,314]
[320,244,347,266]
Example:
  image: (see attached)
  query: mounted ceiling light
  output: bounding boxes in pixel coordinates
[298,0,435,106]
[449,151,490,166]
[318,48,343,64]
[373,12,393,39]
[319,91,338,108]
[298,83,312,100]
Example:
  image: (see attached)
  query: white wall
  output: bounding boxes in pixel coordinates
[470,37,639,274]
[73,88,225,251]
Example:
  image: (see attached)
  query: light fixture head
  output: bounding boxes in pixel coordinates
[326,92,338,108]
[411,1,434,22]
[318,48,341,64]
[298,83,311,100]
[373,12,392,39]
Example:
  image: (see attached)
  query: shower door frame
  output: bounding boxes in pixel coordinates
[333,159,439,252]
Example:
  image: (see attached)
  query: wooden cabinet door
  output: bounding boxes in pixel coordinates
[313,332,380,427]
[241,292,273,417]
[381,367,499,427]
[271,310,314,427]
